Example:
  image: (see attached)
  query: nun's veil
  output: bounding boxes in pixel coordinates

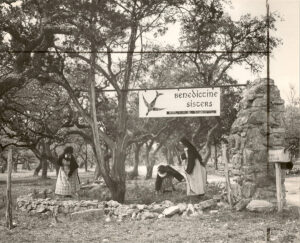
[180,137,204,166]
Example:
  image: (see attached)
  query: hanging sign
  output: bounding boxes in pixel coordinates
[139,88,220,117]
[268,148,291,163]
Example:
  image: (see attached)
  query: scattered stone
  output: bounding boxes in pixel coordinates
[162,206,180,217]
[246,200,274,212]
[106,200,120,208]
[217,201,230,209]
[105,217,111,223]
[186,204,195,215]
[151,204,164,214]
[131,212,137,219]
[190,212,200,217]
[209,210,219,214]
[213,195,222,202]
[17,193,227,221]
[161,200,174,207]
[141,212,155,220]
[36,205,47,213]
[177,203,187,213]
[197,199,217,210]
[71,208,105,220]
[234,199,251,211]
[137,204,146,211]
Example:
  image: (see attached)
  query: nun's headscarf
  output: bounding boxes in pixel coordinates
[180,137,204,166]
[64,146,73,154]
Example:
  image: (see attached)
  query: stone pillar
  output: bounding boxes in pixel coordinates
[229,78,285,205]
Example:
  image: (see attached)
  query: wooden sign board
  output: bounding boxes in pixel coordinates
[268,149,291,163]
[139,88,220,117]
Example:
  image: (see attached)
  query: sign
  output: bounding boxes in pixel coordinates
[268,148,291,163]
[139,88,220,117]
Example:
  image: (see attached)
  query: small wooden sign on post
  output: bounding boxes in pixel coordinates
[268,148,291,213]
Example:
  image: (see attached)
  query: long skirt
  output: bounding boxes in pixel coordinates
[185,160,206,196]
[55,168,80,196]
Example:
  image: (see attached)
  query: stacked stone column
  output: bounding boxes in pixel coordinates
[229,78,286,205]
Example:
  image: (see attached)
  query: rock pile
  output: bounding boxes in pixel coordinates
[17,194,223,220]
[229,78,286,205]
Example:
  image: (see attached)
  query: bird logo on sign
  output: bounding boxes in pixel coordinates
[143,91,165,116]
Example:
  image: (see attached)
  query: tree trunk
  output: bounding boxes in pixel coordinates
[6,146,13,229]
[166,146,174,165]
[145,146,153,179]
[109,140,127,202]
[145,163,154,179]
[202,123,219,166]
[33,160,42,176]
[94,163,101,181]
[214,143,218,170]
[145,151,158,180]
[41,156,48,179]
[13,154,18,172]
[131,143,142,178]
[85,144,88,172]
[83,7,137,203]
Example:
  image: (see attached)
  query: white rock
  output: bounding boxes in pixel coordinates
[177,203,187,213]
[186,204,195,215]
[105,217,111,223]
[197,199,217,210]
[141,212,155,220]
[137,204,146,210]
[162,206,180,217]
[161,200,174,207]
[190,212,200,217]
[36,205,47,213]
[246,200,274,212]
[106,200,120,208]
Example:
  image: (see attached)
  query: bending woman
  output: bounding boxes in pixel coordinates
[179,137,206,196]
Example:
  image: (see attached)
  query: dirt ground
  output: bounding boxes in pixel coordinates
[0,169,300,243]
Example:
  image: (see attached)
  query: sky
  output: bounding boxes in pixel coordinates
[228,0,300,103]
[154,0,300,103]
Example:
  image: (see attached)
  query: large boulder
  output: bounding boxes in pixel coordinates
[246,200,274,212]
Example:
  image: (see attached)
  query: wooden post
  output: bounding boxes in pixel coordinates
[265,227,271,242]
[275,162,283,212]
[85,143,88,172]
[6,146,13,229]
[222,142,232,208]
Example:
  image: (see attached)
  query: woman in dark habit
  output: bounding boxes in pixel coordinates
[179,137,206,196]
